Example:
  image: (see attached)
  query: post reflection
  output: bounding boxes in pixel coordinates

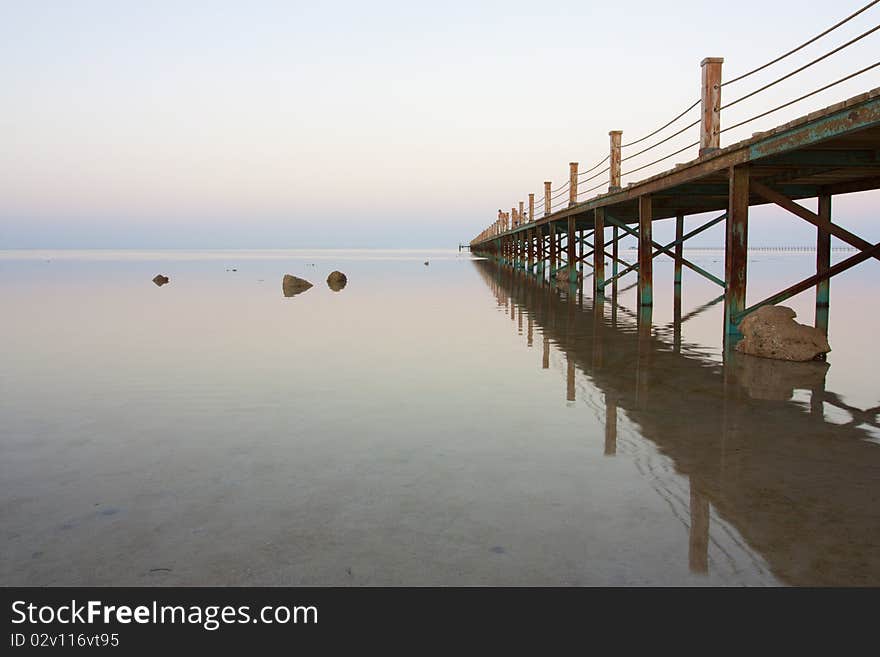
[473,258,880,586]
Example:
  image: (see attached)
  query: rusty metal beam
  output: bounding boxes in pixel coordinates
[594,208,605,297]
[751,179,880,262]
[816,194,831,334]
[724,166,749,339]
[638,196,653,306]
[732,241,880,322]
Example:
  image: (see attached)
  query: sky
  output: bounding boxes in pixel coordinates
[1,0,879,248]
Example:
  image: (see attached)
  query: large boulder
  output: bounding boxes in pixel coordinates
[152,274,169,287]
[282,274,313,297]
[735,305,830,361]
[326,270,347,291]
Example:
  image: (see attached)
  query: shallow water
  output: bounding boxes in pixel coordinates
[1,249,878,586]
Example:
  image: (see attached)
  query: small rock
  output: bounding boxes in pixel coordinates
[735,305,830,361]
[282,274,313,297]
[152,274,169,287]
[424,261,429,266]
[326,270,347,291]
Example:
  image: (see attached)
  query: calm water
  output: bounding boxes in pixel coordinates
[1,249,878,586]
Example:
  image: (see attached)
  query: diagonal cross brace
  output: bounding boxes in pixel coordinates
[604,214,725,287]
[732,241,880,322]
[751,180,880,263]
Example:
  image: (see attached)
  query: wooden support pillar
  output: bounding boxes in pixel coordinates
[569,162,578,206]
[674,212,683,352]
[816,193,831,334]
[700,57,723,156]
[549,222,557,276]
[542,333,550,369]
[577,229,584,275]
[519,201,524,228]
[544,181,552,217]
[612,226,619,280]
[528,193,535,223]
[528,228,535,272]
[609,131,622,190]
[638,195,653,307]
[567,217,576,284]
[725,166,749,340]
[537,229,545,276]
[674,213,684,289]
[594,207,605,296]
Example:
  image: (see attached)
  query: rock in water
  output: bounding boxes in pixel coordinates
[326,270,347,291]
[424,261,429,266]
[729,352,829,401]
[282,274,313,297]
[152,274,169,287]
[735,305,830,361]
[554,266,582,287]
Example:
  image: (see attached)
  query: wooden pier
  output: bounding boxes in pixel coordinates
[470,23,880,345]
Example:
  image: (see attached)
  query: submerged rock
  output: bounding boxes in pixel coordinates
[424,261,429,266]
[729,351,829,401]
[152,274,170,287]
[282,274,313,297]
[735,305,830,361]
[326,270,347,291]
[554,266,582,287]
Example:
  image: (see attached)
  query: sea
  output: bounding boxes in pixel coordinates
[1,248,878,585]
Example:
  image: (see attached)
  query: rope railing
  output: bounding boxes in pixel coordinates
[620,118,700,163]
[719,60,880,134]
[577,179,610,197]
[577,154,611,176]
[621,141,699,178]
[550,197,568,211]
[723,0,880,87]
[549,182,570,201]
[720,22,880,111]
[579,165,611,184]
[621,99,701,148]
[475,1,880,243]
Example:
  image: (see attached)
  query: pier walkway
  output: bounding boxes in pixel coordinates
[470,4,880,343]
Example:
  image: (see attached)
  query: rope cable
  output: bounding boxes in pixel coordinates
[579,165,611,184]
[721,22,880,110]
[621,141,700,178]
[621,99,701,148]
[620,118,701,162]
[723,0,880,86]
[549,182,570,200]
[577,179,610,196]
[720,60,880,133]
[577,154,611,176]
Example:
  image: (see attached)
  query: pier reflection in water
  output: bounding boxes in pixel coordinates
[475,259,880,586]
